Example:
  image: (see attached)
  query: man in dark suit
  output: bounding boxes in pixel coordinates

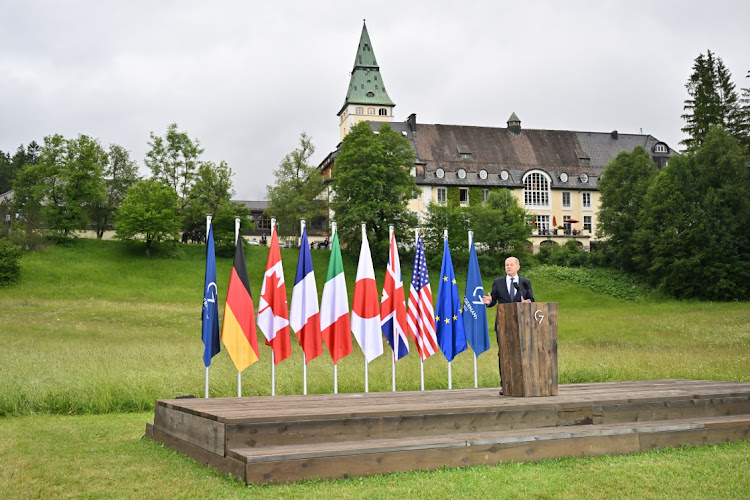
[482,256,534,395]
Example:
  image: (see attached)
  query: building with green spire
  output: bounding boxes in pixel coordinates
[337,21,395,141]
[321,23,676,252]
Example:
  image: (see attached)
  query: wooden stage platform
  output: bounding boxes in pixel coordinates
[145,379,750,484]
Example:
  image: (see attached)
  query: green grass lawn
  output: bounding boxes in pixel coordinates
[1,238,748,498]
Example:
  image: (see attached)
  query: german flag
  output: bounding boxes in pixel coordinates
[221,236,259,371]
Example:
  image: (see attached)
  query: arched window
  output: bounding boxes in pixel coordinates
[378,108,387,116]
[355,106,363,114]
[367,108,375,115]
[522,170,551,208]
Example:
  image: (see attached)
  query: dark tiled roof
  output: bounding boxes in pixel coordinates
[411,123,601,189]
[233,200,268,211]
[335,117,676,192]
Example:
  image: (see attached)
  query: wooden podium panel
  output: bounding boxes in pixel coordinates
[496,302,558,397]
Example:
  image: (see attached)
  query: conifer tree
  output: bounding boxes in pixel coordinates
[681,50,742,150]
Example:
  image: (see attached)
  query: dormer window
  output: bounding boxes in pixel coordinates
[655,143,668,153]
[457,145,472,159]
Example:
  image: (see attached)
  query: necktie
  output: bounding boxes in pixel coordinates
[509,279,515,301]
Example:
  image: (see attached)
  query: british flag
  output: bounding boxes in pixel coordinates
[407,235,438,361]
[380,231,409,360]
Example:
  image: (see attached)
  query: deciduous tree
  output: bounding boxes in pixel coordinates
[597,147,659,272]
[90,144,140,238]
[330,122,419,262]
[265,133,326,237]
[115,179,180,256]
[145,123,204,204]
[637,127,750,300]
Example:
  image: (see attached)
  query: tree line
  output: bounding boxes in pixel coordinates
[4,50,749,298]
[598,51,750,300]
[0,123,249,257]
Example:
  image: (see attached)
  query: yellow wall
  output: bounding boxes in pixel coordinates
[339,104,394,141]
[410,185,601,248]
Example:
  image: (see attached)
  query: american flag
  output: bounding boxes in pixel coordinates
[407,235,438,361]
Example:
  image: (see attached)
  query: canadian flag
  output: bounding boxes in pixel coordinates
[351,226,384,363]
[257,227,291,364]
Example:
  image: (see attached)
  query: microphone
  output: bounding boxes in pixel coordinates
[513,282,521,301]
[521,281,530,301]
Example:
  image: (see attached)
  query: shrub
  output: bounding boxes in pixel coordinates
[536,240,589,267]
[0,238,22,286]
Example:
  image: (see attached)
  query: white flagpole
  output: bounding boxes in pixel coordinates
[416,227,424,391]
[362,222,370,394]
[469,229,478,389]
[390,224,396,392]
[270,217,277,397]
[331,221,339,395]
[235,217,242,397]
[205,214,212,399]
[444,228,452,390]
[301,218,307,396]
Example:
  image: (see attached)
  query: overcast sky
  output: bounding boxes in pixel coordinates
[2,1,749,200]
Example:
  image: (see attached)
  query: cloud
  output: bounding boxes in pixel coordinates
[1,1,749,200]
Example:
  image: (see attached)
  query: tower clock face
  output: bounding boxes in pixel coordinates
[436,168,445,179]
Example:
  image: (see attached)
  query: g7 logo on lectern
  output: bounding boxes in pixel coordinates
[534,309,545,324]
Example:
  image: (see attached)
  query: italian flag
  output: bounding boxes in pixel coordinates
[320,232,352,365]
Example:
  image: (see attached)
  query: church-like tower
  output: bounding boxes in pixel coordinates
[338,22,395,141]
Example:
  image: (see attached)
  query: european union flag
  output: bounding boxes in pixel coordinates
[435,238,467,362]
[463,239,490,356]
[202,225,220,367]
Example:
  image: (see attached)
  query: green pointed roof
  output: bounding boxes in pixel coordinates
[508,112,521,123]
[339,22,395,114]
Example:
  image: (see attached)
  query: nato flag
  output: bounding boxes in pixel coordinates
[463,239,490,356]
[435,238,468,362]
[202,226,221,367]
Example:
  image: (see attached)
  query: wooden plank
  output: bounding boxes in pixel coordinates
[153,381,750,425]
[154,404,226,456]
[151,428,245,482]
[239,415,750,483]
[225,406,561,448]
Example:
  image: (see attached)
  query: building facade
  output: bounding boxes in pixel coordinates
[321,23,677,251]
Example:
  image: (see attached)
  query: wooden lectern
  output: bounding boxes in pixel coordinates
[496,302,558,397]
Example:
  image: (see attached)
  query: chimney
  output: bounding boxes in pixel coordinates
[407,113,417,132]
[507,112,521,136]
[611,130,619,140]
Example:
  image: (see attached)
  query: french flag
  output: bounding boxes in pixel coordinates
[290,227,322,362]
